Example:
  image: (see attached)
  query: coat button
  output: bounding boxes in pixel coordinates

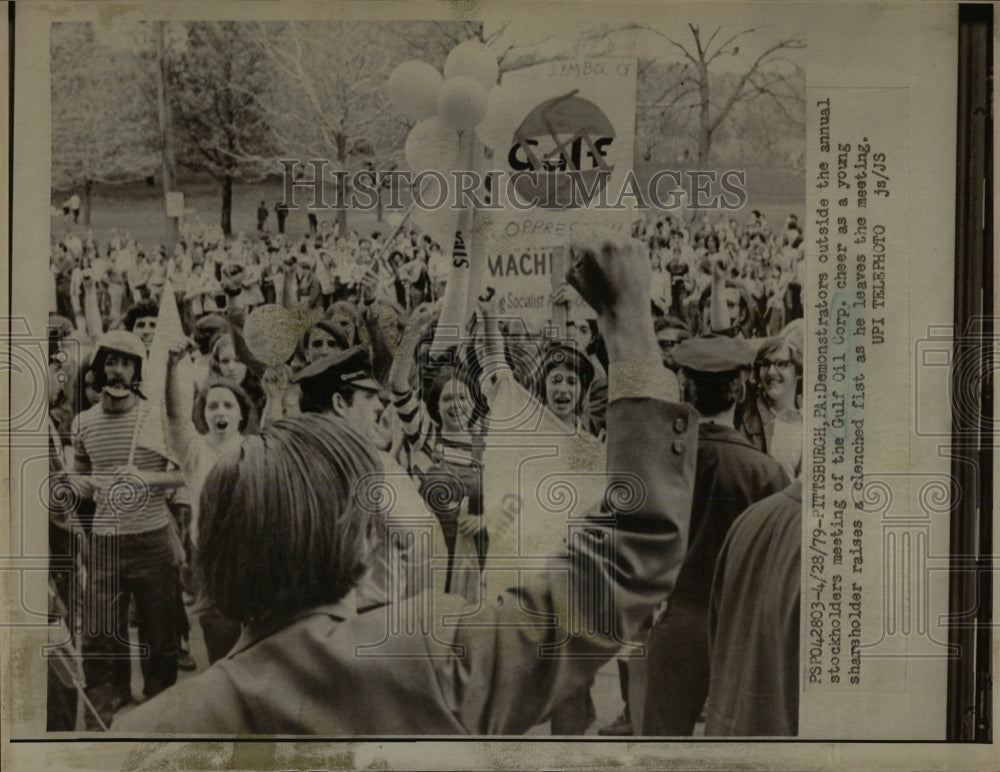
[673,416,687,434]
[672,439,686,455]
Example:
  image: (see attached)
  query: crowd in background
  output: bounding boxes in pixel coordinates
[46,202,805,735]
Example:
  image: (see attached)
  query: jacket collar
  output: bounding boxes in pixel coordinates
[228,590,358,656]
[697,420,755,448]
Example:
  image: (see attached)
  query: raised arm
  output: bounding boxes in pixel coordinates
[165,340,198,469]
[224,305,267,380]
[359,268,399,386]
[387,302,438,453]
[446,232,697,733]
[709,248,732,333]
[82,273,104,340]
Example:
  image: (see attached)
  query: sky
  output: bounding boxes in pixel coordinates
[80,4,806,74]
[484,3,807,73]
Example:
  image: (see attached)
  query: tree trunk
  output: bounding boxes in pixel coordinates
[82,179,93,226]
[697,128,712,167]
[222,175,233,236]
[697,62,712,166]
[154,21,178,254]
[336,134,348,234]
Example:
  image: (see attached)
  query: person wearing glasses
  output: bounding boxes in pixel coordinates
[737,336,804,478]
[112,232,700,736]
[654,316,692,372]
[642,335,789,736]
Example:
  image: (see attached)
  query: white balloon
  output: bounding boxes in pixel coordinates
[444,40,499,91]
[388,60,443,121]
[436,76,489,130]
[475,84,519,152]
[404,117,460,173]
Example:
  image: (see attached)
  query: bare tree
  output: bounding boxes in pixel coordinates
[51,23,159,225]
[622,23,804,164]
[635,58,698,162]
[167,22,276,236]
[487,21,621,73]
[246,21,448,232]
[391,20,485,59]
[726,65,806,172]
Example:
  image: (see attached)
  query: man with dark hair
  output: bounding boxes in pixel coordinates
[642,335,789,736]
[274,200,289,234]
[123,298,160,353]
[294,346,444,607]
[653,316,691,371]
[113,231,700,736]
[69,331,185,728]
[294,346,382,435]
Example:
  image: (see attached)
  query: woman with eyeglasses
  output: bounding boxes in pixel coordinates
[737,335,803,478]
[111,231,698,737]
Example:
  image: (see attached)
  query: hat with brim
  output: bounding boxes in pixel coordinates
[292,345,381,393]
[671,335,754,373]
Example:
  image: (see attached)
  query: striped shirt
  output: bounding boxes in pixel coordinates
[391,387,482,482]
[71,404,172,534]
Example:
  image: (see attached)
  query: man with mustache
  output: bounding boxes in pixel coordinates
[68,330,186,729]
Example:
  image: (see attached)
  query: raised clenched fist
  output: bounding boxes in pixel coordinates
[565,230,651,321]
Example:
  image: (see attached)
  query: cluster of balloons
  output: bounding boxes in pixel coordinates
[388,40,504,173]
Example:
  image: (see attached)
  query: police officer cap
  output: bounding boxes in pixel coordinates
[292,345,381,393]
[671,335,754,373]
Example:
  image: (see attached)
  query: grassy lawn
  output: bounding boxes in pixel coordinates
[53,166,805,250]
[52,179,394,249]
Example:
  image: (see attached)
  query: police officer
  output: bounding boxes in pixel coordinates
[294,346,445,606]
[642,335,790,735]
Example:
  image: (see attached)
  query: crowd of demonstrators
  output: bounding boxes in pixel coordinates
[46,203,804,735]
[634,207,805,339]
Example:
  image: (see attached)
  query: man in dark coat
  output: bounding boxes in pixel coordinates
[112,231,701,736]
[642,335,790,735]
[274,200,289,234]
[705,480,802,736]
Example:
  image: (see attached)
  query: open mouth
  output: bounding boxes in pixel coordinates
[552,396,572,410]
[213,418,230,431]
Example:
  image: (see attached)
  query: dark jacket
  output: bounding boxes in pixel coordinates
[113,395,699,735]
[643,421,789,735]
[706,480,802,736]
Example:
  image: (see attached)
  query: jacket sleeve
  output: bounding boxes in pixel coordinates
[440,359,698,734]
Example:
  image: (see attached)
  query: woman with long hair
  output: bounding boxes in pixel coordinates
[388,303,486,597]
[168,342,259,664]
[110,229,699,737]
[207,333,266,418]
[736,334,803,478]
